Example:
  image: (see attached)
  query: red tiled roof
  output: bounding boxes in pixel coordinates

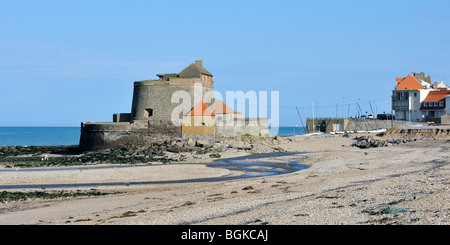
[214,100,236,114]
[395,74,423,90]
[422,90,450,102]
[186,101,215,116]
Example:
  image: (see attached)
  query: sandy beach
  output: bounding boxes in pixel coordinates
[0,132,449,225]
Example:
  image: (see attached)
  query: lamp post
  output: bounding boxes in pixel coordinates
[342,97,345,119]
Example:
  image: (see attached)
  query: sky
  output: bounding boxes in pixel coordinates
[1,0,450,126]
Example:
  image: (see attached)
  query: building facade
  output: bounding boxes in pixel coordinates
[392,72,449,122]
[419,90,450,123]
[181,101,216,144]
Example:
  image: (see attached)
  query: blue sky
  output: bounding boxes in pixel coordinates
[1,0,450,126]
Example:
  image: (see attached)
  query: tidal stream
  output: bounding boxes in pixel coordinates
[0,152,309,190]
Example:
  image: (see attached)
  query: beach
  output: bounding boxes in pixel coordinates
[0,131,449,225]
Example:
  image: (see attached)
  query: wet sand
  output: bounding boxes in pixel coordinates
[0,135,449,225]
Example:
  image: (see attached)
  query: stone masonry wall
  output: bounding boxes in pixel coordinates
[79,121,181,151]
[215,118,270,137]
[345,118,427,132]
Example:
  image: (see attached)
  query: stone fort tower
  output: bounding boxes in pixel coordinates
[79,60,215,151]
[130,60,214,123]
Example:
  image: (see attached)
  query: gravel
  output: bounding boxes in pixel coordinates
[0,133,448,225]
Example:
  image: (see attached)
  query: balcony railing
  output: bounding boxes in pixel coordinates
[392,96,408,101]
[393,105,409,111]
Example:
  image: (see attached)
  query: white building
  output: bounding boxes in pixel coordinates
[419,90,450,122]
[392,89,430,121]
[392,72,449,122]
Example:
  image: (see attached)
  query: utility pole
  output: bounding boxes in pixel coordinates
[369,100,378,129]
[348,104,351,119]
[312,102,315,133]
[316,101,318,118]
[342,97,345,119]
[336,103,338,118]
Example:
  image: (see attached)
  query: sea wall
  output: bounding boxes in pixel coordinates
[305,118,427,133]
[345,118,426,132]
[79,121,181,151]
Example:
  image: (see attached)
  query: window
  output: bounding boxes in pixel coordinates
[424,102,428,107]
[434,102,438,107]
[144,108,153,118]
[414,92,417,97]
[333,123,343,131]
[439,101,444,107]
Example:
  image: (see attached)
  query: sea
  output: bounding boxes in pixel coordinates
[0,126,306,147]
[0,127,81,147]
[272,126,306,137]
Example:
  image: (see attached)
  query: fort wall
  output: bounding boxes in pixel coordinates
[113,113,131,122]
[215,118,270,137]
[79,121,181,151]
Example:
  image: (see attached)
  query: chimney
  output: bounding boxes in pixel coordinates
[195,60,203,67]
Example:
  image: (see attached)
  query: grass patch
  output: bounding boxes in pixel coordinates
[0,145,182,168]
[385,127,398,134]
[273,147,286,152]
[209,153,221,158]
[0,190,114,203]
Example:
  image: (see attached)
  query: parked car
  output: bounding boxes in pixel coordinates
[377,114,395,120]
[368,113,374,119]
